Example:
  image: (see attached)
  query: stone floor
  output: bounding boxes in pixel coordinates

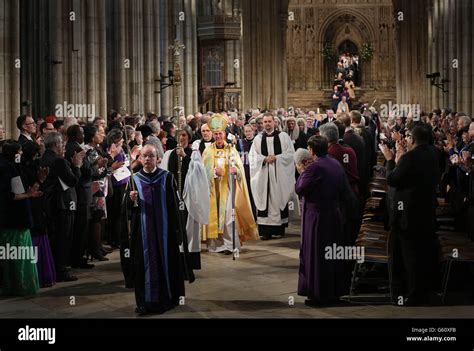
[1,221,473,319]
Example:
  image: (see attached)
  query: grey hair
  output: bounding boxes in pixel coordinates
[44,132,63,149]
[459,115,472,128]
[294,148,312,166]
[319,123,340,143]
[148,120,161,134]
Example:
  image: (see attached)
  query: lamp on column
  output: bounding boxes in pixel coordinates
[426,72,449,93]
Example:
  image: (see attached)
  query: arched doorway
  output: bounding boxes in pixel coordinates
[286,3,397,109]
[322,13,372,89]
[338,40,358,56]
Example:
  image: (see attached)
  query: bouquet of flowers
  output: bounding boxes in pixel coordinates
[322,43,335,61]
[360,42,374,60]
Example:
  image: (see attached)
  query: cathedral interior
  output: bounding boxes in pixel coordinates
[0,0,473,136]
[1,0,474,337]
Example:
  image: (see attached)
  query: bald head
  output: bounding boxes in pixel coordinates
[140,144,158,172]
[201,123,212,142]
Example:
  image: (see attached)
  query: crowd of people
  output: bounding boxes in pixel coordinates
[331,54,359,113]
[0,103,473,312]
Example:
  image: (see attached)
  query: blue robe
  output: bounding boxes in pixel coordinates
[130,167,194,313]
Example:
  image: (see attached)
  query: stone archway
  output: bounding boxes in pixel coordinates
[287,1,397,109]
[319,11,375,90]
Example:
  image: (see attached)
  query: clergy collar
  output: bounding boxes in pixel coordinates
[143,166,157,174]
[264,129,277,137]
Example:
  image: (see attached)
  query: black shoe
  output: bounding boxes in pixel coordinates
[57,273,78,282]
[135,306,149,316]
[304,299,322,307]
[219,250,233,255]
[101,246,113,254]
[89,250,109,262]
[71,258,95,269]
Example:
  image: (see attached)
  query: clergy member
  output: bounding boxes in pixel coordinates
[202,114,258,254]
[296,136,348,306]
[129,145,195,315]
[249,113,295,240]
[191,123,214,156]
[161,126,207,269]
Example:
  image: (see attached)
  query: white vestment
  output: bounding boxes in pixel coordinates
[249,131,295,226]
[160,147,209,255]
[206,187,242,253]
[183,149,210,254]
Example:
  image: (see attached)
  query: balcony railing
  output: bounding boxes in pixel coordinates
[197,15,242,41]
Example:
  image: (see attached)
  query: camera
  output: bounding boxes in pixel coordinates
[381,138,395,149]
[426,72,440,79]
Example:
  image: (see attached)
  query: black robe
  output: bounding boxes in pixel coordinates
[130,168,194,313]
[166,147,201,270]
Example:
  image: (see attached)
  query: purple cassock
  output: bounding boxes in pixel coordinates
[295,155,348,303]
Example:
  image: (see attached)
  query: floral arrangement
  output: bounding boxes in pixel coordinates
[322,43,335,61]
[360,42,374,60]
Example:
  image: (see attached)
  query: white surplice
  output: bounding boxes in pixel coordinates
[249,131,295,226]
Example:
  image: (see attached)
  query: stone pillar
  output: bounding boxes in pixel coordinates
[143,0,154,114]
[242,0,288,110]
[49,0,64,115]
[86,0,98,121]
[183,0,198,115]
[0,0,21,138]
[160,0,171,116]
[152,0,161,115]
[447,0,456,109]
[117,0,127,113]
[98,0,107,118]
[461,0,471,114]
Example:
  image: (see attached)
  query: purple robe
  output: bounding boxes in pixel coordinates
[295,156,347,302]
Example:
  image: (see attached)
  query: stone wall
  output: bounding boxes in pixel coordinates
[394,0,473,115]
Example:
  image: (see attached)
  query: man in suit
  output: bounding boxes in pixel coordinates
[321,110,336,126]
[17,115,37,148]
[380,123,440,306]
[41,132,85,281]
[341,113,367,204]
[65,125,94,269]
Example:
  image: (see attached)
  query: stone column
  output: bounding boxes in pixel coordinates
[160,0,171,116]
[143,0,154,114]
[98,0,107,118]
[447,0,456,109]
[242,0,288,110]
[0,0,20,138]
[461,0,472,114]
[86,0,98,121]
[49,0,65,115]
[152,0,161,115]
[183,0,198,115]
